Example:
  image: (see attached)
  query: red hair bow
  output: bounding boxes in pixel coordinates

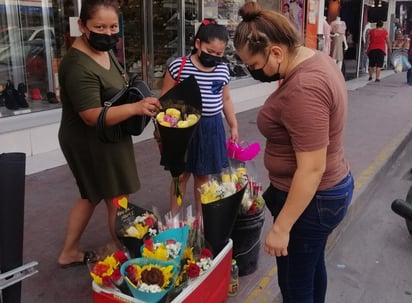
[202,19,216,25]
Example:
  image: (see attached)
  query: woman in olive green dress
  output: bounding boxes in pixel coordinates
[57,0,161,268]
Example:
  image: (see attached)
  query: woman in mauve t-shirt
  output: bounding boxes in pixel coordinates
[234,2,354,303]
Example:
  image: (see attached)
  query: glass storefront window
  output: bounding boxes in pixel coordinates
[205,0,250,79]
[0,0,77,118]
[0,0,255,119]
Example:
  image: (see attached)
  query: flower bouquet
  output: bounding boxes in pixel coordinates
[200,167,248,255]
[89,249,132,296]
[141,225,190,264]
[114,199,159,258]
[120,258,179,303]
[156,75,202,206]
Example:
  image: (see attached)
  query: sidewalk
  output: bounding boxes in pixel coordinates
[17,70,412,303]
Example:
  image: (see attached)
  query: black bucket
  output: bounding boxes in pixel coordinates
[0,152,26,303]
[230,209,265,276]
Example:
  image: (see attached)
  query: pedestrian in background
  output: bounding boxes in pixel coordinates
[406,30,412,85]
[233,2,354,303]
[366,20,392,82]
[160,19,238,217]
[57,0,161,268]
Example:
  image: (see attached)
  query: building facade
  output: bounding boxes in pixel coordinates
[0,0,399,173]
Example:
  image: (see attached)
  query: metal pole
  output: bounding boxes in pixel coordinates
[356,0,366,78]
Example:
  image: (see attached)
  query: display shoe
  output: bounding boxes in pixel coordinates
[47,91,59,104]
[4,80,19,110]
[16,82,29,108]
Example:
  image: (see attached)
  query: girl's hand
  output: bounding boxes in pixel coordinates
[230,127,239,143]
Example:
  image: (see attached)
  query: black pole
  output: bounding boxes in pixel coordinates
[0,153,26,303]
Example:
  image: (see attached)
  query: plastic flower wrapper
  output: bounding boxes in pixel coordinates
[240,174,265,216]
[174,247,213,287]
[114,197,159,258]
[200,167,248,255]
[88,242,132,296]
[120,258,179,303]
[226,139,261,162]
[155,75,202,207]
[141,225,190,264]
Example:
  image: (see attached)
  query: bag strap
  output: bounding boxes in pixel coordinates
[175,56,187,84]
[109,50,128,85]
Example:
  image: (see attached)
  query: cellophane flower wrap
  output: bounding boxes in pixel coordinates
[88,244,133,296]
[114,199,159,258]
[156,75,202,207]
[239,168,265,215]
[120,257,179,303]
[141,225,190,264]
[200,167,248,255]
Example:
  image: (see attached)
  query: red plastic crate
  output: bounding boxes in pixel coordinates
[93,239,233,303]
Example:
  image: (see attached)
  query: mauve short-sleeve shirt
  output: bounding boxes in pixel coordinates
[257,51,350,192]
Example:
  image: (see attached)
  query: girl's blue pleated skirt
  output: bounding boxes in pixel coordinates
[186,113,229,175]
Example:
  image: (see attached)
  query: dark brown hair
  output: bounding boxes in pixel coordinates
[79,0,120,24]
[191,18,229,54]
[234,2,301,55]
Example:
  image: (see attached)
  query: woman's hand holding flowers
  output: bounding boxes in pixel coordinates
[135,97,162,117]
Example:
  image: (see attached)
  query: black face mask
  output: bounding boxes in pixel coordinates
[248,53,281,83]
[86,29,119,52]
[199,51,222,67]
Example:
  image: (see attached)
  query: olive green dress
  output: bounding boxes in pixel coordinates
[58,48,140,203]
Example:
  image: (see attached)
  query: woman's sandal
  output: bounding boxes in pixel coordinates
[60,251,97,269]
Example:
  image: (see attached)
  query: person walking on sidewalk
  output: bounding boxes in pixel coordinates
[233,2,354,303]
[406,30,412,85]
[57,0,161,268]
[160,19,238,217]
[365,20,392,82]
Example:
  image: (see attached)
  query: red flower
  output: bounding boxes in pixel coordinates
[144,238,155,251]
[236,183,243,191]
[186,263,201,279]
[199,248,213,259]
[102,276,113,287]
[113,251,128,264]
[247,202,257,215]
[111,268,122,282]
[92,263,110,276]
[144,216,156,228]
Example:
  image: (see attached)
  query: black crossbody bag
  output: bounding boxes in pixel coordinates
[96,51,152,143]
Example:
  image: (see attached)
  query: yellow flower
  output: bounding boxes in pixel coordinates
[182,247,194,262]
[142,244,169,261]
[165,108,181,120]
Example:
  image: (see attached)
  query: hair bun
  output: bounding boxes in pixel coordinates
[238,2,262,22]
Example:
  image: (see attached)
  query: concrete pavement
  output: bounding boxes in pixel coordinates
[14,70,412,303]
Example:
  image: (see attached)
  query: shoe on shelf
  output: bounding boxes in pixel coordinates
[375,79,380,82]
[368,76,373,81]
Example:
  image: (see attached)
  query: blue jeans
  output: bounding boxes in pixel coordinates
[263,172,354,303]
[407,55,412,85]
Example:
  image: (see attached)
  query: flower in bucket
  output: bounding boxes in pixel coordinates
[200,167,248,255]
[240,173,265,215]
[199,167,247,204]
[90,251,129,287]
